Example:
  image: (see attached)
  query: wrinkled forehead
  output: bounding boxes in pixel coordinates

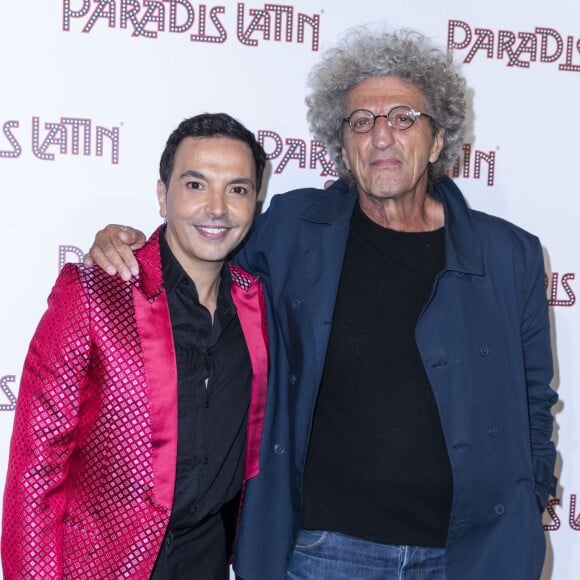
[344,75,426,113]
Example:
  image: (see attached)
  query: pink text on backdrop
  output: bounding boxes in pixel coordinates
[546,273,576,307]
[0,375,17,412]
[62,1,321,50]
[450,143,496,186]
[544,495,580,531]
[257,131,338,177]
[0,118,120,164]
[448,20,580,71]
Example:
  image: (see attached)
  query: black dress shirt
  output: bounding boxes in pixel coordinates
[151,231,252,578]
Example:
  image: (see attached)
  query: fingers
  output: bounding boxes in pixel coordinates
[84,224,145,281]
[83,252,95,267]
[85,244,124,278]
[118,226,147,249]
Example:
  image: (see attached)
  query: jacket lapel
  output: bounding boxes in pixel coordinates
[229,264,269,481]
[299,181,358,384]
[433,176,484,276]
[132,227,178,511]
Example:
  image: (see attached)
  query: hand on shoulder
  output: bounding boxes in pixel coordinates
[83,224,146,281]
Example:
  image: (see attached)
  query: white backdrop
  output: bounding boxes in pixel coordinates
[1,1,578,578]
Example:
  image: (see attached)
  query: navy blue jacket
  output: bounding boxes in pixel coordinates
[233,176,557,579]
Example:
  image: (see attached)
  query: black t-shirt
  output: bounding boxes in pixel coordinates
[302,201,453,548]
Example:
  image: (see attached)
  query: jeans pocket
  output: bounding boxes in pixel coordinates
[294,529,328,550]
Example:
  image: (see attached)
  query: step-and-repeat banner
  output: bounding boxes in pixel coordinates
[1,1,578,577]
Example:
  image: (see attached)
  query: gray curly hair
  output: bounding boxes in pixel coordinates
[306,27,467,184]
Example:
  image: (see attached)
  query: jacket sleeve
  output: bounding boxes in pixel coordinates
[1,264,92,579]
[522,240,558,511]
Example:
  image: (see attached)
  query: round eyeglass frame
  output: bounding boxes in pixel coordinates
[343,106,436,133]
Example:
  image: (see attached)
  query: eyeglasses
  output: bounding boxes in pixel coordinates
[343,106,436,133]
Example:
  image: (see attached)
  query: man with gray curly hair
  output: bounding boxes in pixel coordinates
[87,27,557,580]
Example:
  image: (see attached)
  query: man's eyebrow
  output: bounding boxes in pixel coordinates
[228,177,256,187]
[179,170,255,188]
[179,170,205,180]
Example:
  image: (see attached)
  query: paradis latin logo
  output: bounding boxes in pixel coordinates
[546,272,575,307]
[448,20,580,72]
[62,1,321,50]
[544,494,580,532]
[0,376,17,412]
[1,116,120,164]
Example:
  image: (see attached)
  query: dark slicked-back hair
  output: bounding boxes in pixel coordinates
[159,113,267,192]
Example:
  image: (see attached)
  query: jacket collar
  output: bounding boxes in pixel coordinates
[300,179,358,225]
[133,225,261,300]
[134,226,165,300]
[301,176,483,276]
[431,176,484,276]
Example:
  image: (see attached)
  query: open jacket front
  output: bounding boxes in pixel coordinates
[2,226,269,579]
[233,177,557,580]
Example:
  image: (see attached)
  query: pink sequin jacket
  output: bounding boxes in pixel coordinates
[1,227,269,579]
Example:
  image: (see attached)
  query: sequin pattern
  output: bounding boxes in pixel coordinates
[2,237,171,579]
[1,228,268,579]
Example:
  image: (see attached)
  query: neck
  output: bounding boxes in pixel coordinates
[358,189,444,232]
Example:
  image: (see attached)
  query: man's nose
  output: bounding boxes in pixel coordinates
[371,116,396,146]
[204,191,227,217]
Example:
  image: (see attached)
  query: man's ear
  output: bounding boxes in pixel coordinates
[429,127,445,164]
[156,179,168,218]
[341,147,351,171]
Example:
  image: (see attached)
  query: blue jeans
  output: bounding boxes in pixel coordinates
[286,529,446,579]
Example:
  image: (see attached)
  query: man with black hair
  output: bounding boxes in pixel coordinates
[2,113,269,580]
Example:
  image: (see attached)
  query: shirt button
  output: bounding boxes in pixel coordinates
[495,504,505,515]
[479,344,490,357]
[289,374,297,385]
[291,298,302,310]
[488,425,498,437]
[273,443,285,454]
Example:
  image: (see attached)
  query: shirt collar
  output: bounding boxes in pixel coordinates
[159,225,234,307]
